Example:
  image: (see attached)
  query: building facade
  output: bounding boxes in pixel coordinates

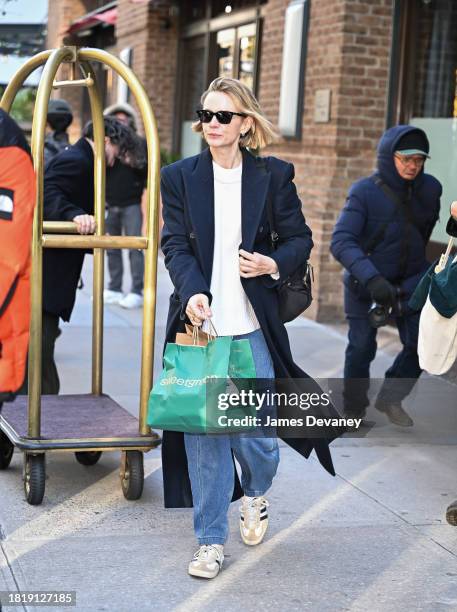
[46,0,457,321]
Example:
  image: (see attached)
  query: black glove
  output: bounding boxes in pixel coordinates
[366,276,396,306]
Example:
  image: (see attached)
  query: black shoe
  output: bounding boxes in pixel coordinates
[375,401,413,427]
[446,500,457,526]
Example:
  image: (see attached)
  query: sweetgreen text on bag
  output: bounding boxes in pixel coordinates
[147,336,257,434]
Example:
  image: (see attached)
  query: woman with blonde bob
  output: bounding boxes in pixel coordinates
[160,77,337,578]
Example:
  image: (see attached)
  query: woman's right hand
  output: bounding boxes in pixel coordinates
[185,294,212,326]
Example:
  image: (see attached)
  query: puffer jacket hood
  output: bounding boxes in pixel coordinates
[377,125,429,191]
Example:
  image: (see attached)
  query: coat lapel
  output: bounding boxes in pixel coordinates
[241,149,271,252]
[180,147,214,284]
[179,148,271,285]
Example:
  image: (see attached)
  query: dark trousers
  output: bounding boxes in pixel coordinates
[18,311,60,395]
[106,204,144,295]
[343,311,422,415]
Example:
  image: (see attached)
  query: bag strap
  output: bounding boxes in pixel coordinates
[363,175,404,254]
[255,156,279,249]
[363,175,425,254]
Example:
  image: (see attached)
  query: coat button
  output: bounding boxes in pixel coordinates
[259,226,263,233]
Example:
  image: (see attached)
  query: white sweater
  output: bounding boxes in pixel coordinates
[203,160,260,336]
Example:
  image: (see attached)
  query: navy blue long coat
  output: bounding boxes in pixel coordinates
[330,125,441,317]
[160,146,339,508]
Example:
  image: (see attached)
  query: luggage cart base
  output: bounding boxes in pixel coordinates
[0,394,161,505]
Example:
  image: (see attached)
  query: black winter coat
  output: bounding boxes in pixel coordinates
[330,125,441,316]
[42,138,94,321]
[160,147,341,508]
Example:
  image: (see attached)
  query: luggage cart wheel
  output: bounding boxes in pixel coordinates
[23,453,45,505]
[0,431,14,469]
[75,451,102,466]
[120,451,144,501]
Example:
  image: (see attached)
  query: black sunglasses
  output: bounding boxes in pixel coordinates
[196,109,246,124]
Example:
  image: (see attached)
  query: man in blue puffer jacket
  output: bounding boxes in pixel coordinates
[331,125,442,427]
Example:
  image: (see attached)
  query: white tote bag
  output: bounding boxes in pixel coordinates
[418,296,457,375]
[418,240,457,375]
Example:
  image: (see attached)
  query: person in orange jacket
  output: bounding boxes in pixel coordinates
[0,109,35,409]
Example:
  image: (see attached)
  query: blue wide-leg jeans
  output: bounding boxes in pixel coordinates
[184,328,280,545]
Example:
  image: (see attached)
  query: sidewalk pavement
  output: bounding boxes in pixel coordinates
[1,255,457,612]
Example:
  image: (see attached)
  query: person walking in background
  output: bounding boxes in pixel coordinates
[103,103,147,309]
[331,126,441,428]
[44,99,73,167]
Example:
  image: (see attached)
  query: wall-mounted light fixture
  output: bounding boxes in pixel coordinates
[278,0,310,139]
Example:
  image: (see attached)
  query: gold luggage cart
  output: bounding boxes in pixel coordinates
[0,47,161,505]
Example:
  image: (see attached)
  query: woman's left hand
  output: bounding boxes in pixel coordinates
[451,201,457,220]
[239,249,279,278]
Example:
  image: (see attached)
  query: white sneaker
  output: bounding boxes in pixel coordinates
[239,496,269,546]
[119,292,143,309]
[188,544,224,579]
[103,290,123,305]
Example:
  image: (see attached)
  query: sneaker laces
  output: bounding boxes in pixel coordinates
[193,545,222,563]
[241,497,269,527]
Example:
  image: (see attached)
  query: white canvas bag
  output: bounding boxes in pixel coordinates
[418,238,457,375]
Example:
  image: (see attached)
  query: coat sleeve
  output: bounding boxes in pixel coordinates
[330,187,380,285]
[160,167,211,312]
[446,216,457,237]
[43,154,88,222]
[267,162,313,281]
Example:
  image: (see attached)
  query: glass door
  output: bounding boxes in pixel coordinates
[393,0,457,247]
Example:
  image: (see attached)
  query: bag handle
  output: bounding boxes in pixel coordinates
[191,320,218,345]
[435,237,455,273]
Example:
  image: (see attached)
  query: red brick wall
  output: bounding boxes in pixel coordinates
[116,0,178,150]
[46,0,179,148]
[46,0,97,141]
[259,0,393,321]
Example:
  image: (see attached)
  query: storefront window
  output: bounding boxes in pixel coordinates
[412,1,457,118]
[394,0,457,245]
[178,4,261,157]
[215,23,257,91]
[238,23,256,90]
[217,28,236,79]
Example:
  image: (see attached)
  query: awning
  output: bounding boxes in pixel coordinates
[66,7,117,35]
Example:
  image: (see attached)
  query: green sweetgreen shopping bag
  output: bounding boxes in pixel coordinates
[147,336,257,434]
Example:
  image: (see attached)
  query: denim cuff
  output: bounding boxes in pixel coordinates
[198,537,226,545]
[243,489,269,497]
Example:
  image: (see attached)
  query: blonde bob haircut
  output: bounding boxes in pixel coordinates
[192,77,278,150]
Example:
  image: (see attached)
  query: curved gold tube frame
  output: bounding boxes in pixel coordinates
[0,47,160,438]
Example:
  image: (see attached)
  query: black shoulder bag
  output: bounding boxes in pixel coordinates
[256,157,313,323]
